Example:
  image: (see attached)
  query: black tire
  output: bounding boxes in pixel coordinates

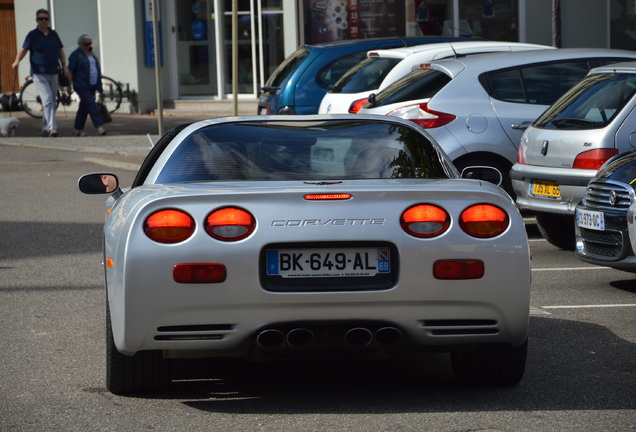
[97,76,123,114]
[19,79,60,119]
[535,212,576,250]
[106,303,170,395]
[454,157,514,199]
[451,339,528,386]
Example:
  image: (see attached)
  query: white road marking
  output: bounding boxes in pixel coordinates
[532,266,612,272]
[542,304,636,309]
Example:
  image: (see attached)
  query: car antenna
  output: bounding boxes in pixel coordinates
[449,42,458,58]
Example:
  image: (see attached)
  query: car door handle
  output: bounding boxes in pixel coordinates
[511,121,533,130]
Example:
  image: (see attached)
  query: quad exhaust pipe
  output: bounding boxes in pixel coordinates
[256,326,402,350]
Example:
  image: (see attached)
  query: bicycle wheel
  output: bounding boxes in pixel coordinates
[97,76,123,114]
[19,79,60,119]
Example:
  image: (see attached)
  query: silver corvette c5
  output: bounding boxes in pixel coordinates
[79,115,531,394]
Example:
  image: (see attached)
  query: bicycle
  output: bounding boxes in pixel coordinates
[19,75,123,119]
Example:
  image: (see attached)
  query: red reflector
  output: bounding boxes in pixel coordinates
[434,259,484,280]
[205,207,256,241]
[460,204,509,238]
[173,263,227,283]
[400,204,450,238]
[573,148,619,170]
[349,98,369,113]
[304,193,351,200]
[144,209,195,243]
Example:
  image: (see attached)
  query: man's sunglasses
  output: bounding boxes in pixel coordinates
[37,17,49,21]
[84,43,92,46]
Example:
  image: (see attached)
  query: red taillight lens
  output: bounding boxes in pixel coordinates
[173,263,227,283]
[400,204,450,238]
[572,148,619,170]
[433,259,485,280]
[205,207,256,241]
[387,103,456,128]
[349,98,369,113]
[517,142,525,164]
[460,204,509,238]
[144,209,195,243]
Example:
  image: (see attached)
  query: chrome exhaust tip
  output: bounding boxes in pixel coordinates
[256,329,285,350]
[374,327,402,347]
[345,327,373,347]
[286,328,314,349]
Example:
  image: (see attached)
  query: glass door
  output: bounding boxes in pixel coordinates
[176,0,218,96]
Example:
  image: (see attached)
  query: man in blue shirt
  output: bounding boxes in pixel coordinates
[12,9,68,137]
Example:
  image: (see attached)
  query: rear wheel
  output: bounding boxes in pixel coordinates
[106,303,170,395]
[535,212,576,250]
[451,339,528,386]
[19,79,60,119]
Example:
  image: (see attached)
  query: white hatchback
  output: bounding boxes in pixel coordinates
[318,41,550,115]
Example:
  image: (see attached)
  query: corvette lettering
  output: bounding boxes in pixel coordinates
[272,218,385,227]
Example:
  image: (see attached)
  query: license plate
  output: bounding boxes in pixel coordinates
[576,208,605,231]
[530,180,561,198]
[266,247,390,278]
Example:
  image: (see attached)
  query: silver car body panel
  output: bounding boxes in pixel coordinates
[105,179,530,356]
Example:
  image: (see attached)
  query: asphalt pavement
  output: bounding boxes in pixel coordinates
[0,109,232,171]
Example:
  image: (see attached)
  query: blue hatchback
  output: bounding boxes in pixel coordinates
[257,37,470,115]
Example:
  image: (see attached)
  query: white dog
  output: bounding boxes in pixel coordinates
[0,115,19,137]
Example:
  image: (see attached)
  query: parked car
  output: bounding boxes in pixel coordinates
[257,36,470,115]
[319,41,551,115]
[79,115,531,394]
[512,61,636,250]
[575,150,636,272]
[358,49,636,197]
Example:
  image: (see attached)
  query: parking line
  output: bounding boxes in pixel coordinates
[532,266,612,271]
[542,304,636,309]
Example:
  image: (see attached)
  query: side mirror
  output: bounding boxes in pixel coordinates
[78,173,120,194]
[460,166,502,186]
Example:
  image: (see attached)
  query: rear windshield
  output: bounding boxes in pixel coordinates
[368,69,451,107]
[263,48,310,90]
[155,120,452,184]
[317,51,369,89]
[332,57,401,93]
[534,73,636,130]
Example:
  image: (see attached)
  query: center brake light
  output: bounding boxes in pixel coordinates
[304,193,351,200]
[387,103,456,129]
[400,204,450,238]
[460,204,509,238]
[205,207,256,241]
[144,209,195,243]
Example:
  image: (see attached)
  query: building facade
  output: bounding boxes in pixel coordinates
[4,0,634,114]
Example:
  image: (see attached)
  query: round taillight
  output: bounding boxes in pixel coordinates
[144,209,195,243]
[400,204,450,238]
[460,204,509,238]
[205,207,256,241]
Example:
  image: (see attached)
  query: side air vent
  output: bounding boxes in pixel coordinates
[154,324,235,341]
[420,319,499,336]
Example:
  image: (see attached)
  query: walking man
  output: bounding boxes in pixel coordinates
[12,8,68,137]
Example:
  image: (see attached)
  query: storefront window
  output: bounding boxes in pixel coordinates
[611,0,636,49]
[458,0,518,40]
[303,0,406,44]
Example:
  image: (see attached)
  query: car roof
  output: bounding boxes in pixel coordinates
[588,60,636,74]
[422,48,636,77]
[367,41,551,59]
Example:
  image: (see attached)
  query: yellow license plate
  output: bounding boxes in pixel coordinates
[530,180,560,198]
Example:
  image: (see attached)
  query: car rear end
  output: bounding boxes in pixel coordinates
[511,63,636,248]
[108,180,530,359]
